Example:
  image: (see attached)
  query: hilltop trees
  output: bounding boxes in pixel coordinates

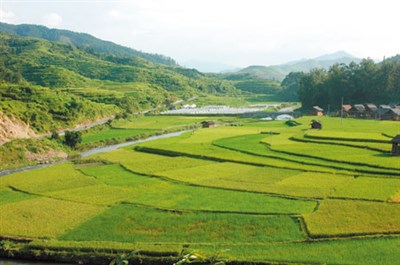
[279,72,304,101]
[295,58,400,110]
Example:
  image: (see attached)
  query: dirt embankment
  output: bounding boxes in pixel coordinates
[0,112,37,143]
[25,149,68,164]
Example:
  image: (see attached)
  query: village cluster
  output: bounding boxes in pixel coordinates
[312,104,400,120]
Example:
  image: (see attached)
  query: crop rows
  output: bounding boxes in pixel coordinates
[1,117,399,264]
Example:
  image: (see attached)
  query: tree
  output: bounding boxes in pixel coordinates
[280,72,304,101]
[64,130,82,149]
[50,130,60,140]
[295,58,400,112]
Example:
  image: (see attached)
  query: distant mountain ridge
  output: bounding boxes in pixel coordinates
[182,60,240,73]
[233,51,362,81]
[0,22,178,66]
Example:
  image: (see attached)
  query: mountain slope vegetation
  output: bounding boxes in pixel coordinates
[228,51,362,81]
[0,30,241,139]
[0,22,177,66]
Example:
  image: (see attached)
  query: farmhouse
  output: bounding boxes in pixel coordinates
[311,106,324,116]
[342,105,352,117]
[351,104,366,118]
[376,105,400,121]
[392,135,400,155]
[311,120,322,129]
[201,120,215,128]
[364,103,378,118]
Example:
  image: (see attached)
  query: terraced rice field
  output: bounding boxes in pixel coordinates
[1,116,399,264]
[81,115,243,145]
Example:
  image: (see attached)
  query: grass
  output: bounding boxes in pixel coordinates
[273,141,400,171]
[291,134,391,153]
[216,133,400,175]
[28,239,182,254]
[80,164,316,214]
[0,189,37,206]
[92,149,214,174]
[1,116,400,265]
[305,130,391,142]
[81,128,156,144]
[154,162,352,198]
[60,204,306,243]
[0,163,98,194]
[81,115,240,146]
[45,184,138,206]
[135,131,342,174]
[331,176,400,201]
[0,197,105,238]
[304,199,400,236]
[199,236,400,265]
[112,115,223,130]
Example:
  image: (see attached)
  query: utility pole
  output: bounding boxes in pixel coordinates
[340,96,344,125]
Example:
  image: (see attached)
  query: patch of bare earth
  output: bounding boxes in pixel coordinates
[0,112,37,143]
[25,149,68,164]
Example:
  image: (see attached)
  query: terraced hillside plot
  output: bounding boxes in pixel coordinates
[1,116,400,265]
[216,133,400,175]
[295,116,400,135]
[0,189,36,206]
[332,177,400,201]
[136,136,341,174]
[389,191,400,203]
[45,184,139,206]
[206,236,400,265]
[87,115,246,147]
[304,199,400,236]
[273,142,400,171]
[0,197,105,238]
[269,172,352,198]
[0,163,98,194]
[305,130,391,142]
[291,134,391,153]
[60,204,306,243]
[112,115,214,129]
[80,163,157,186]
[94,148,214,174]
[80,164,316,214]
[155,162,298,187]
[213,133,352,173]
[82,128,156,144]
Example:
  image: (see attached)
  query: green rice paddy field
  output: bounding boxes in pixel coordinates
[1,116,400,264]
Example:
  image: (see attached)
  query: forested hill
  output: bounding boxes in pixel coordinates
[293,58,400,110]
[0,31,240,135]
[228,51,362,81]
[0,22,177,66]
[0,32,237,94]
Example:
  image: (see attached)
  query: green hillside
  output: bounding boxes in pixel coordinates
[0,22,177,66]
[227,52,362,81]
[0,32,243,135]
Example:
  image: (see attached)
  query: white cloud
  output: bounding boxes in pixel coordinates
[42,12,62,28]
[0,9,17,23]
[107,9,129,20]
[3,0,400,66]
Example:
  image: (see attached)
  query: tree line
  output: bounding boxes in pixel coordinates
[280,58,400,110]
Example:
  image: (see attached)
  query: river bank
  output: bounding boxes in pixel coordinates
[0,130,191,177]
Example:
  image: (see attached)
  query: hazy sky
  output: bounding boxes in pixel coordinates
[1,0,399,67]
